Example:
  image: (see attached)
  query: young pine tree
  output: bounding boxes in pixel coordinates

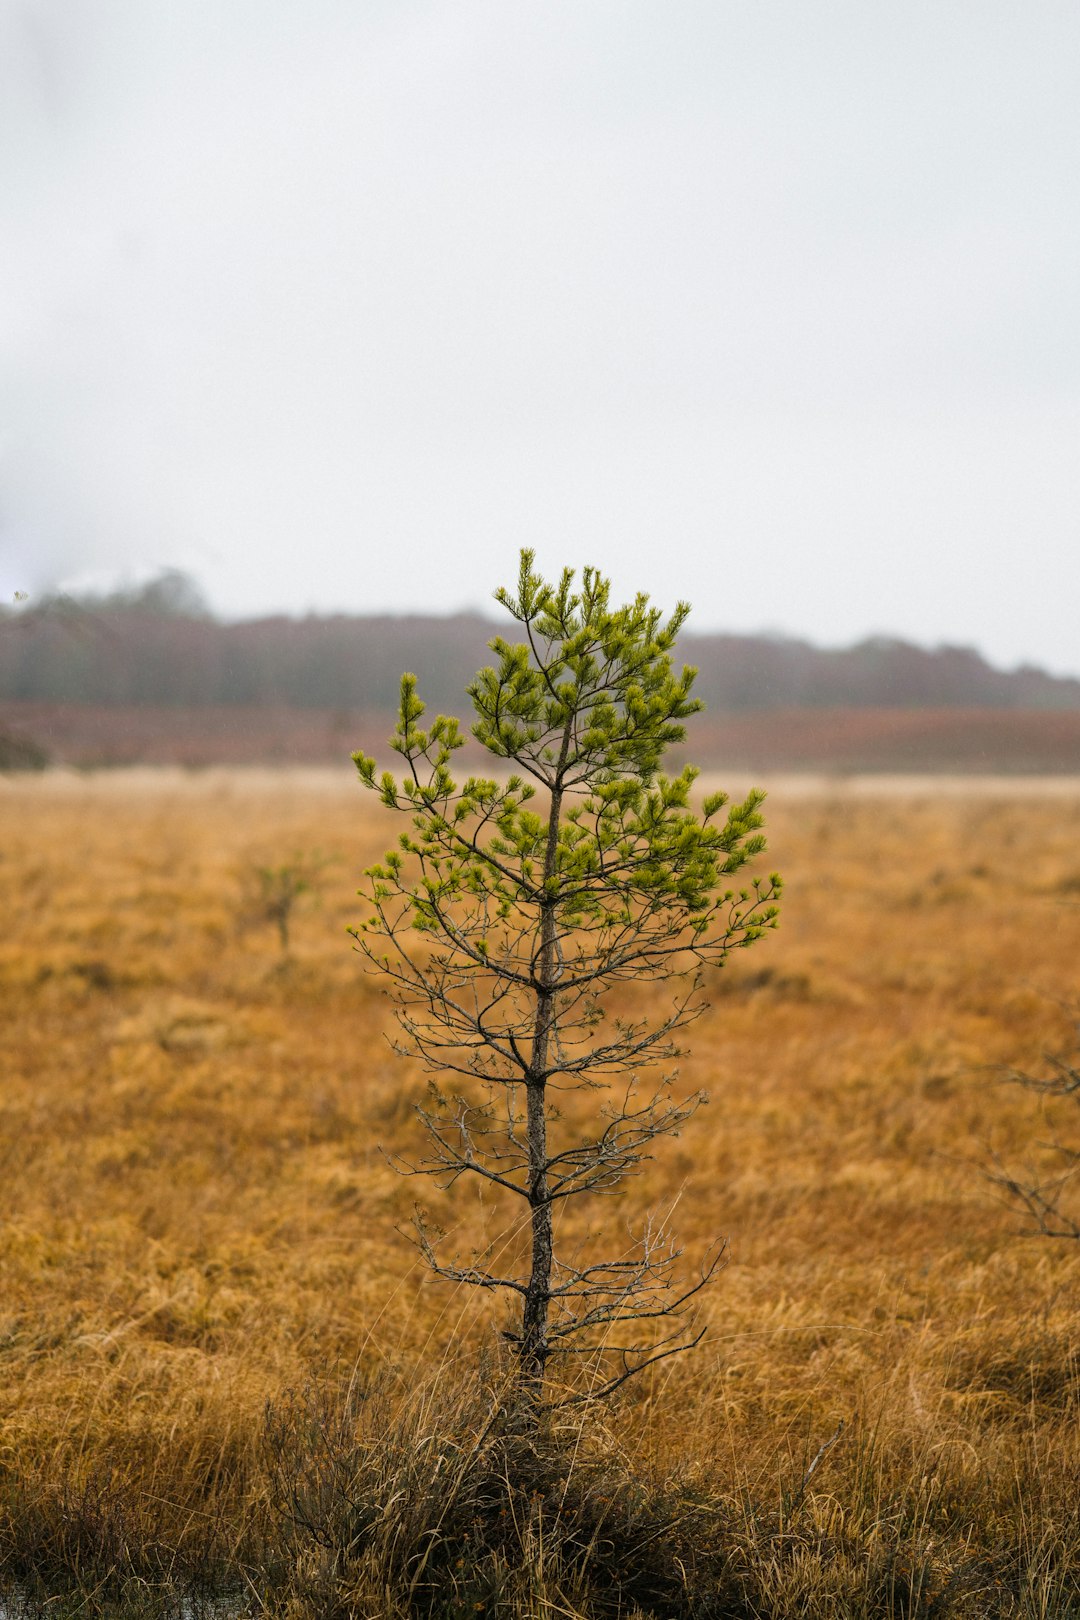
[352,553,781,1411]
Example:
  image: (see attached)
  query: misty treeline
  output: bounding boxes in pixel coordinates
[3,571,1079,713]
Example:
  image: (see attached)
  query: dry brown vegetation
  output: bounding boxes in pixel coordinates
[6,699,1080,774]
[1,767,1078,1617]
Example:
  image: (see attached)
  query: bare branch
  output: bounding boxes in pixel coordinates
[983,1023,1080,1240]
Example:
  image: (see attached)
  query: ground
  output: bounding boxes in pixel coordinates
[1,766,1077,1614]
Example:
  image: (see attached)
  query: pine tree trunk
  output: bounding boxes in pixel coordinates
[517,742,569,1417]
[520,1055,553,1403]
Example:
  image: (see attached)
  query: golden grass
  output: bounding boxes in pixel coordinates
[1,766,1078,1614]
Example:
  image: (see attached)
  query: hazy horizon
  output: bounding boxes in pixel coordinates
[11,564,1080,687]
[3,3,1078,674]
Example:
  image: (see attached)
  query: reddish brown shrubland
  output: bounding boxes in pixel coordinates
[0,768,1077,1616]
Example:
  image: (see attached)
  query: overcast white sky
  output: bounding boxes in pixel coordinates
[2,1,1078,672]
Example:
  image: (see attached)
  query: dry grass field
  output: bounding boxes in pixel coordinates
[1,766,1078,1617]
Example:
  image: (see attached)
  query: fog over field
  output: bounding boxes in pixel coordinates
[2,2,1079,673]
[2,9,1079,1612]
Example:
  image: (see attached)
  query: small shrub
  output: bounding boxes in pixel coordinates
[0,725,49,771]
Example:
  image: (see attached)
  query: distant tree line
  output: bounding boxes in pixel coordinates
[2,572,1078,713]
